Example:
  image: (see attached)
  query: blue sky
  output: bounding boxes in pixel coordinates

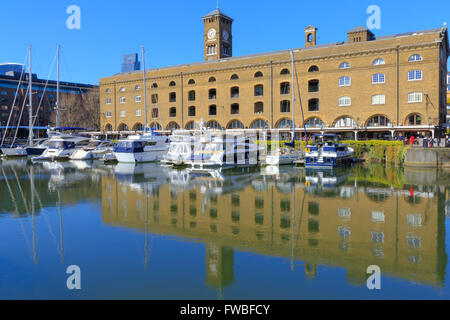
[1,0,449,85]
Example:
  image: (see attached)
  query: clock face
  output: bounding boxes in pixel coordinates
[207,28,216,40]
[223,30,229,41]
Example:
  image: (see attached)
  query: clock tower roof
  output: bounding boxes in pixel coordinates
[202,8,234,22]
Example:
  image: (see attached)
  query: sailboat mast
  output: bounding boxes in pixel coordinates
[28,45,33,147]
[56,45,60,128]
[290,50,295,139]
[142,46,148,131]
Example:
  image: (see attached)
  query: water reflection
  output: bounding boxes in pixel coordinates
[0,160,449,298]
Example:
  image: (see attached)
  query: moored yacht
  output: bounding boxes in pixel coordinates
[70,140,116,160]
[113,131,170,163]
[31,134,91,162]
[305,134,354,169]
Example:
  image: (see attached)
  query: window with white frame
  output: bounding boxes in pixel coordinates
[372,94,386,105]
[120,110,126,117]
[406,214,422,227]
[408,54,423,62]
[372,73,385,84]
[371,211,385,223]
[408,70,422,81]
[135,85,141,90]
[120,97,126,104]
[135,95,142,103]
[105,98,112,105]
[135,109,142,117]
[339,76,351,87]
[408,92,423,103]
[338,96,351,106]
[339,62,350,69]
[207,45,217,55]
[371,231,384,243]
[372,58,385,66]
[119,87,126,92]
[106,111,112,118]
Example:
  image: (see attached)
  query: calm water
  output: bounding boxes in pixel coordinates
[1,159,450,300]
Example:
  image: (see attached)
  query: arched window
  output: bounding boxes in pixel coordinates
[339,76,351,87]
[254,102,264,114]
[227,120,244,129]
[188,79,195,85]
[118,123,129,131]
[333,116,356,128]
[188,90,196,101]
[209,88,217,100]
[308,80,319,92]
[169,107,177,118]
[308,99,319,112]
[280,82,290,95]
[166,122,180,130]
[169,81,176,87]
[207,120,222,129]
[254,71,263,78]
[133,123,144,131]
[280,100,290,113]
[307,34,313,43]
[230,87,239,98]
[230,74,239,80]
[408,54,423,62]
[230,103,239,115]
[188,106,196,117]
[209,105,217,116]
[250,119,268,129]
[338,96,351,106]
[185,121,195,130]
[119,87,126,92]
[254,84,263,96]
[275,118,292,128]
[135,85,141,91]
[105,124,113,131]
[304,117,324,128]
[169,92,176,102]
[339,62,350,69]
[151,83,158,88]
[208,77,216,82]
[308,65,319,72]
[372,58,385,66]
[280,68,290,75]
[367,115,391,127]
[105,88,111,93]
[407,114,422,125]
[150,122,162,130]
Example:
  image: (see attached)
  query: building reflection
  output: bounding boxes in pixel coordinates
[102,165,448,291]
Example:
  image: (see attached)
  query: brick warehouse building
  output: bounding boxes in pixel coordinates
[0,63,95,129]
[100,8,449,139]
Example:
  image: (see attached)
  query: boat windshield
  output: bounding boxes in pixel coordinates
[86,141,100,148]
[48,141,63,149]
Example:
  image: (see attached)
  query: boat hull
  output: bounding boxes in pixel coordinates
[114,148,168,163]
[1,147,28,157]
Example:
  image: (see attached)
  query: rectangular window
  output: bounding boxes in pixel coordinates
[152,108,158,118]
[135,96,142,103]
[338,96,351,107]
[207,45,217,55]
[135,109,142,117]
[371,211,385,223]
[372,94,386,105]
[105,98,112,105]
[371,232,384,244]
[372,73,385,84]
[339,76,351,87]
[120,110,126,117]
[120,97,126,104]
[408,92,423,103]
[151,94,158,104]
[408,70,423,81]
[106,111,112,118]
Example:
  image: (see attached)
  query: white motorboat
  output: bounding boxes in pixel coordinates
[70,140,116,160]
[265,147,304,165]
[161,132,194,166]
[305,134,354,169]
[31,135,91,162]
[113,131,170,163]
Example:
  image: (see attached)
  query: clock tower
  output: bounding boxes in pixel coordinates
[202,8,233,61]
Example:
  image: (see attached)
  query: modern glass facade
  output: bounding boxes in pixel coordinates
[121,54,140,73]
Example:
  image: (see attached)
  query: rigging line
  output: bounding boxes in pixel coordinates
[57,189,64,264]
[31,49,57,131]
[1,53,28,146]
[1,167,33,258]
[12,166,31,216]
[294,60,307,140]
[10,84,30,147]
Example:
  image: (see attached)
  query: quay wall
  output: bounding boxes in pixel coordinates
[405,148,450,168]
